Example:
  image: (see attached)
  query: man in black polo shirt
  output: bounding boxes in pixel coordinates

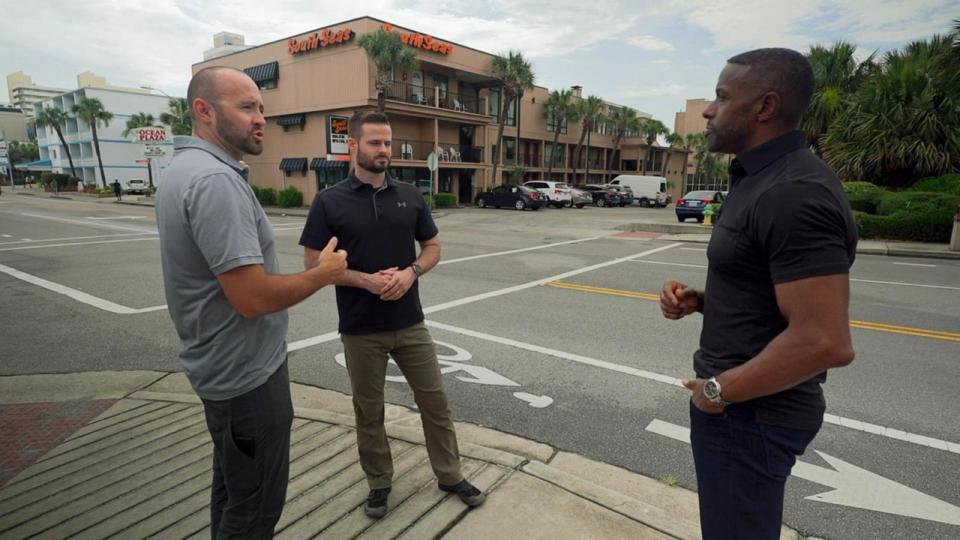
[300,111,484,519]
[660,48,857,539]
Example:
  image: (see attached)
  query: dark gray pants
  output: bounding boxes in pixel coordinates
[201,361,293,539]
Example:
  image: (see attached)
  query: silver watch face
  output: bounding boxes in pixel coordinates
[703,379,721,400]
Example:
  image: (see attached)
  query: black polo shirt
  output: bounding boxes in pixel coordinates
[299,173,438,335]
[695,130,858,430]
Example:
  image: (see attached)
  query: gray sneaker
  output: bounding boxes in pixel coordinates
[364,487,391,518]
[438,479,486,507]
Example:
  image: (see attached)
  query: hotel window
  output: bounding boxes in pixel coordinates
[545,144,565,167]
[546,114,568,134]
[278,157,307,177]
[277,114,306,132]
[488,90,516,126]
[244,61,279,90]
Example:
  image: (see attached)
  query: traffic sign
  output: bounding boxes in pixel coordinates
[426,152,438,172]
[143,145,166,157]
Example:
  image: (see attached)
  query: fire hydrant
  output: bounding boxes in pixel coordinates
[703,203,716,227]
[950,204,960,251]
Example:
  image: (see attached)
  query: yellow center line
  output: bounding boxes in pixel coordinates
[547,281,960,343]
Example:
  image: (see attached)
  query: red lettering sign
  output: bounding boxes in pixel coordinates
[136,128,168,142]
[289,27,354,55]
[383,23,454,55]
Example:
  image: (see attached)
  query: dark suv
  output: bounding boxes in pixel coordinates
[581,184,621,207]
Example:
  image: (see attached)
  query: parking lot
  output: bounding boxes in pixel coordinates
[1,194,959,539]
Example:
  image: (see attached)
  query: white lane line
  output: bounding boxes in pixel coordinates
[424,243,683,314]
[21,238,31,241]
[0,263,166,314]
[288,331,340,352]
[892,262,936,268]
[20,212,154,233]
[427,319,960,455]
[679,247,706,252]
[439,237,601,265]
[1,234,11,238]
[632,260,960,291]
[0,237,158,252]
[0,231,155,246]
[426,320,681,386]
[85,216,145,220]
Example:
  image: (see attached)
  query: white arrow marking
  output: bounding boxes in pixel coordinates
[513,392,554,408]
[646,419,960,527]
[85,216,145,220]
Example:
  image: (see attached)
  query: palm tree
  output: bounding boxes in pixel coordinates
[604,106,640,181]
[490,51,534,185]
[160,98,191,135]
[663,132,683,178]
[71,97,113,188]
[639,118,668,174]
[822,35,960,186]
[34,106,77,178]
[689,132,709,186]
[802,42,876,156]
[357,29,418,113]
[122,112,156,137]
[542,89,579,181]
[570,95,604,185]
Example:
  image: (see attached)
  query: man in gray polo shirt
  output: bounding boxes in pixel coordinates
[156,66,346,538]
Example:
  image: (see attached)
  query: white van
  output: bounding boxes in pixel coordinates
[609,175,668,207]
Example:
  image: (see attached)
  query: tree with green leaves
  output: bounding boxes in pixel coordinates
[822,35,960,186]
[490,51,534,185]
[639,118,668,174]
[160,98,191,135]
[34,105,77,178]
[801,42,876,156]
[71,97,113,187]
[542,88,579,181]
[357,29,419,113]
[122,112,156,137]
[570,95,604,185]
[664,132,683,178]
[8,140,39,163]
[604,106,641,181]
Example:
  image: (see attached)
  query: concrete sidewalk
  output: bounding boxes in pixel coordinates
[0,371,814,539]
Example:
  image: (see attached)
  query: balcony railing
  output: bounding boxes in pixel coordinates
[393,139,483,164]
[384,80,481,114]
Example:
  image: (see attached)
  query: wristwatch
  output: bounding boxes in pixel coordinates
[702,376,731,407]
[410,263,424,278]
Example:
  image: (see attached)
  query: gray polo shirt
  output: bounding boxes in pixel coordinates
[156,136,287,401]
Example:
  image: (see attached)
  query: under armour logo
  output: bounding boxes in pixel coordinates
[397,201,407,207]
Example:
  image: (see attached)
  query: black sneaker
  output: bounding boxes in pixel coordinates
[438,479,485,507]
[364,487,391,518]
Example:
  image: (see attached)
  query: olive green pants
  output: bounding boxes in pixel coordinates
[341,322,463,489]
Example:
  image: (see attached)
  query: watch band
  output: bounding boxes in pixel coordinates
[704,376,731,407]
[411,263,424,278]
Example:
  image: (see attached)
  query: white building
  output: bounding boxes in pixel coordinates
[6,71,69,119]
[34,87,177,187]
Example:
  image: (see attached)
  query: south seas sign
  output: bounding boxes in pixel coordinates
[382,23,454,55]
[288,27,354,55]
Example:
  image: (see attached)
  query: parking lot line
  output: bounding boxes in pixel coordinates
[0,237,158,252]
[0,232,155,246]
[439,237,600,265]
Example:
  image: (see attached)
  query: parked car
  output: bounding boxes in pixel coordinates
[675,190,725,223]
[125,178,147,194]
[609,175,669,207]
[569,187,593,208]
[475,185,545,211]
[523,180,573,208]
[604,184,633,206]
[581,184,621,207]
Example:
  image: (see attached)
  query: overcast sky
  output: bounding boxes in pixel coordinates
[3,0,957,128]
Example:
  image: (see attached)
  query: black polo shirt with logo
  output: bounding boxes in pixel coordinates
[299,173,438,335]
[696,130,858,430]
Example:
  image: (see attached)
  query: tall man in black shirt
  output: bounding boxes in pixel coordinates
[300,111,484,519]
[660,48,857,539]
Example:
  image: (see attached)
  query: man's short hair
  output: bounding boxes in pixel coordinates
[726,48,814,126]
[186,66,246,121]
[348,111,391,140]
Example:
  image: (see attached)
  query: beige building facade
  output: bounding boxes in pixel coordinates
[193,16,685,203]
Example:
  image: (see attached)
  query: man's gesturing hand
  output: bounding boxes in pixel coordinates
[660,280,702,320]
[315,237,347,283]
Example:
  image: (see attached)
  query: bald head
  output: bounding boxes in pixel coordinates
[186,66,249,121]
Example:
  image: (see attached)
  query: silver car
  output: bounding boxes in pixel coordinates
[569,187,593,208]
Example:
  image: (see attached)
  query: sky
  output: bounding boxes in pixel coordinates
[2,0,958,129]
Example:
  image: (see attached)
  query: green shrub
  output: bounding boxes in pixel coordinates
[255,186,276,206]
[40,172,72,187]
[842,181,884,213]
[433,192,457,207]
[909,174,960,196]
[853,204,957,242]
[250,185,261,199]
[277,186,303,208]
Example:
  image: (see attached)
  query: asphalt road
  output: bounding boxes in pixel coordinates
[1,193,958,539]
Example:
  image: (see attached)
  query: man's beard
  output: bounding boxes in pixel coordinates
[357,152,390,173]
[218,123,262,156]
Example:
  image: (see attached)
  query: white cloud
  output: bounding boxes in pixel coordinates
[652,59,672,64]
[615,83,688,99]
[626,36,675,51]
